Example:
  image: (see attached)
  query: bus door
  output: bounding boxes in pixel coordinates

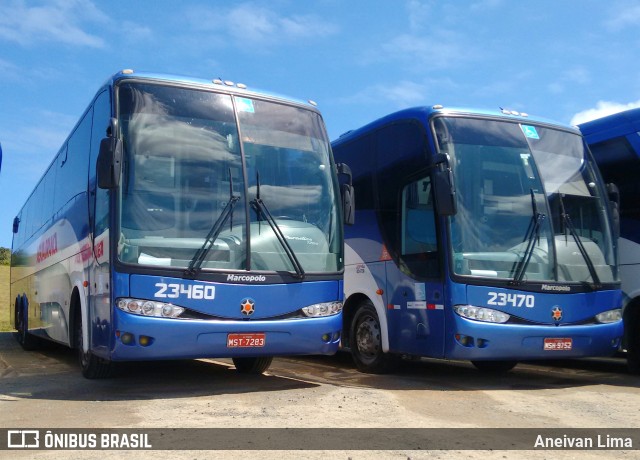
[385,174,446,358]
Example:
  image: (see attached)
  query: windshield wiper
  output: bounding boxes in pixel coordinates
[557,193,602,289]
[511,189,546,285]
[250,172,305,279]
[185,169,239,277]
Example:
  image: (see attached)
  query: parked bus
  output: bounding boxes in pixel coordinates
[579,108,640,373]
[332,105,623,373]
[11,70,352,378]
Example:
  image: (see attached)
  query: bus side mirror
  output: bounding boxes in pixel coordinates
[13,216,19,234]
[337,163,355,225]
[432,154,457,216]
[97,137,123,189]
[341,183,355,225]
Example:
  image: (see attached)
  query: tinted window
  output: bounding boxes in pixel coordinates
[375,121,428,259]
[55,111,92,211]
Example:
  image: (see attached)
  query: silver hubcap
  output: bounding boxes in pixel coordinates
[356,315,380,357]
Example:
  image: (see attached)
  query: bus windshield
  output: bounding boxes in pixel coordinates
[116,82,342,273]
[434,116,617,285]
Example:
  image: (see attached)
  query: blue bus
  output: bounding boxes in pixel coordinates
[579,108,640,373]
[332,105,623,373]
[10,70,352,378]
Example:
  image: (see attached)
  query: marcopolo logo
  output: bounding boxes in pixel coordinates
[541,284,571,292]
[226,274,267,283]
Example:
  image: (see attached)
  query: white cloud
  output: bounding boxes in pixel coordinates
[570,100,640,125]
[0,57,19,74]
[605,4,640,31]
[406,0,432,32]
[185,3,338,47]
[0,0,108,48]
[361,28,478,71]
[547,67,591,95]
[339,80,433,110]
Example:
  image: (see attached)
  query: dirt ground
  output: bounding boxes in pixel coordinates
[0,331,638,459]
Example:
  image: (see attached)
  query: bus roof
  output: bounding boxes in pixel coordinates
[105,69,321,111]
[332,105,576,145]
[578,108,640,144]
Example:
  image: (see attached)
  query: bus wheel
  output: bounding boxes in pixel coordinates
[471,360,517,373]
[350,302,398,373]
[75,309,113,379]
[15,301,38,350]
[232,357,273,374]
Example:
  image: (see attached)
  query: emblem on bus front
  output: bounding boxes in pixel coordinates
[241,298,256,316]
[551,306,563,322]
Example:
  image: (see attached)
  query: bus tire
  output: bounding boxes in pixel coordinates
[232,357,273,374]
[74,307,113,379]
[15,299,38,351]
[350,301,399,374]
[626,309,640,374]
[471,360,517,373]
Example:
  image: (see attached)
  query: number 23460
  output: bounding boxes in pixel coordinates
[155,283,215,300]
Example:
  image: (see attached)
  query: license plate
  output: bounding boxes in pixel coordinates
[227,333,266,348]
[544,337,572,351]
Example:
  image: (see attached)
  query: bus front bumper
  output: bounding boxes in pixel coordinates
[106,308,342,361]
[444,317,623,361]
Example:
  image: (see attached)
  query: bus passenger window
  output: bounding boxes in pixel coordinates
[402,177,437,255]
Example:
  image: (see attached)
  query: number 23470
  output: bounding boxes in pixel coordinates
[488,292,534,308]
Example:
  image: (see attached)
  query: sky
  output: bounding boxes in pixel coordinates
[1,0,640,249]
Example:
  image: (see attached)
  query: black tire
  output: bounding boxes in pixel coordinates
[626,311,640,375]
[75,308,114,379]
[15,300,38,351]
[232,357,273,374]
[471,360,518,373]
[350,301,399,373]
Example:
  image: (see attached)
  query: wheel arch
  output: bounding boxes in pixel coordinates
[343,292,390,353]
[622,296,640,350]
[13,295,23,331]
[68,285,89,352]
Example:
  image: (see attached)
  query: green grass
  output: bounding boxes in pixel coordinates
[0,265,12,332]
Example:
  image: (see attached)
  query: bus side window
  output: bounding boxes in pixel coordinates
[402,176,437,255]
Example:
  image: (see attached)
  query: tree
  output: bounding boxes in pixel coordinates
[0,247,10,265]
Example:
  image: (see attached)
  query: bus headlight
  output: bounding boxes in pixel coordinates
[454,305,510,324]
[595,309,622,324]
[302,301,343,317]
[117,298,185,318]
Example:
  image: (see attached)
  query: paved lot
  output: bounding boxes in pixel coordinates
[0,331,638,459]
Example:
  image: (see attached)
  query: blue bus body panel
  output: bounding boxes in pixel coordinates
[111,308,342,361]
[101,274,342,360]
[128,275,341,319]
[579,108,640,146]
[385,267,447,358]
[465,286,621,323]
[381,271,622,361]
[444,317,621,360]
[446,286,622,359]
